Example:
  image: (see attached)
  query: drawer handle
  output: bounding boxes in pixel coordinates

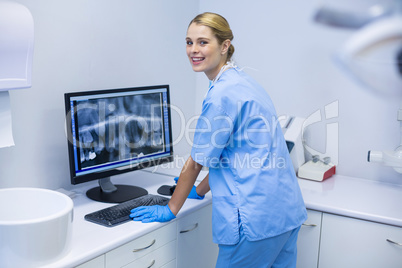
[147,260,155,268]
[180,223,199,233]
[132,239,156,252]
[302,223,317,227]
[386,239,402,247]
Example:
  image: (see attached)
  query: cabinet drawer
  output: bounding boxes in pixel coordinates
[106,222,176,268]
[160,259,176,268]
[76,255,105,268]
[319,213,402,268]
[122,240,176,268]
[297,209,322,268]
[177,204,218,268]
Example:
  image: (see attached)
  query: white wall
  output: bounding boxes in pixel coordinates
[198,0,402,185]
[1,0,401,190]
[0,0,199,189]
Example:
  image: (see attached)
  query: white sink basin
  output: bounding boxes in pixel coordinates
[0,188,73,268]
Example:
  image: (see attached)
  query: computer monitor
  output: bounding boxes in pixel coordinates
[64,85,173,203]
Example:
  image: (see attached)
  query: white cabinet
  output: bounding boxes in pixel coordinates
[176,204,219,268]
[121,241,176,268]
[296,211,402,268]
[296,209,322,268]
[160,259,176,268]
[76,255,105,268]
[105,222,176,268]
[319,213,402,268]
[74,204,218,268]
[75,209,402,268]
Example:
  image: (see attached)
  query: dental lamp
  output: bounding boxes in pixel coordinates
[314,1,402,173]
[314,3,393,29]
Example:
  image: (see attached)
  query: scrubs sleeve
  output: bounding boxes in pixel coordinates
[191,102,234,168]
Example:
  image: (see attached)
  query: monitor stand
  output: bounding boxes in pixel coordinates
[86,177,148,203]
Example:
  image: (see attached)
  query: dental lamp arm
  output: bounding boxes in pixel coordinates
[314,5,392,29]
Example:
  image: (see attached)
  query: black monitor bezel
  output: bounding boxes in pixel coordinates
[64,84,174,186]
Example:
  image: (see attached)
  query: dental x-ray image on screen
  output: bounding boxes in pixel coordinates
[76,93,164,170]
[65,85,173,203]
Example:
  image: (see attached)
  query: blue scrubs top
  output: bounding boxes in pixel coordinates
[191,67,307,245]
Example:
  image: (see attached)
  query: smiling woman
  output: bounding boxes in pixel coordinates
[130,12,307,268]
[185,12,234,80]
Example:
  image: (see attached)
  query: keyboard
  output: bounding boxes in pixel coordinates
[85,194,170,227]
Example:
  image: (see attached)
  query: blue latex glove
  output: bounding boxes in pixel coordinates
[130,205,176,223]
[174,177,204,200]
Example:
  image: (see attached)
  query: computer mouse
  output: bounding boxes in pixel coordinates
[157,184,176,196]
[169,185,176,194]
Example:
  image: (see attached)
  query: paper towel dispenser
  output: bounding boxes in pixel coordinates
[0,1,34,91]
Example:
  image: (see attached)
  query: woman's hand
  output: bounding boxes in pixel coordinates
[130,205,176,223]
[174,177,205,200]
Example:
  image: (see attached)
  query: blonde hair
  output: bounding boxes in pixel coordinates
[189,12,235,61]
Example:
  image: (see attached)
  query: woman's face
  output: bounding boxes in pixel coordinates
[186,23,229,80]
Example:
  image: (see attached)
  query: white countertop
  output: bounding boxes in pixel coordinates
[298,174,402,227]
[45,168,402,267]
[151,165,402,226]
[44,171,212,268]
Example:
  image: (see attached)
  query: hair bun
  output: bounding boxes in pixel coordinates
[228,44,235,60]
